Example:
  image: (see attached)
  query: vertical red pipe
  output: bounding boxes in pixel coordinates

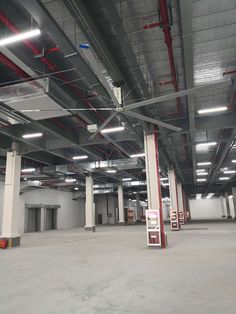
[159,0,182,113]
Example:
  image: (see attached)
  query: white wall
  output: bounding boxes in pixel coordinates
[0,182,85,235]
[189,197,235,219]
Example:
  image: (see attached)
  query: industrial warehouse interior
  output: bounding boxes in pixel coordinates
[0,0,236,313]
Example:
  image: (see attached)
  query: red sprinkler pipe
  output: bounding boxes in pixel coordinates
[158,0,182,114]
[159,79,173,86]
[223,69,236,76]
[143,22,161,30]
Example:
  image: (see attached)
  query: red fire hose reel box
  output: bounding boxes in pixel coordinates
[0,239,7,249]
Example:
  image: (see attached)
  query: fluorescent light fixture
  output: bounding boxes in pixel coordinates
[65,178,76,182]
[160,177,168,181]
[221,167,228,171]
[197,162,211,166]
[20,109,40,113]
[101,126,125,134]
[206,193,214,199]
[232,160,236,163]
[223,170,236,174]
[132,199,136,202]
[122,178,132,181]
[130,153,145,158]
[0,29,41,46]
[196,172,208,176]
[22,132,43,139]
[133,192,137,194]
[198,106,227,115]
[196,142,217,149]
[196,169,205,172]
[23,178,27,181]
[74,187,79,191]
[219,177,229,181]
[162,183,170,186]
[21,168,35,173]
[229,195,233,199]
[72,155,88,160]
[197,178,207,182]
[196,194,202,200]
[106,169,117,173]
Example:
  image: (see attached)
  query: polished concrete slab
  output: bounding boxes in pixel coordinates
[0,222,236,314]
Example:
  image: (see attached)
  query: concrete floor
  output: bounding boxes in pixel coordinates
[0,222,236,314]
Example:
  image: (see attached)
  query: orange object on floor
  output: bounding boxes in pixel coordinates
[0,239,7,249]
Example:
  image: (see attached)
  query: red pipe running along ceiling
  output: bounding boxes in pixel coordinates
[0,12,139,157]
[158,0,183,114]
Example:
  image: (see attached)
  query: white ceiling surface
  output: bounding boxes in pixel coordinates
[193,0,236,109]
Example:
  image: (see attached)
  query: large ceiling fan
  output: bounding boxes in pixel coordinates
[88,78,231,141]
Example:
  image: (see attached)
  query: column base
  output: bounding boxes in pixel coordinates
[0,236,20,248]
[84,226,96,232]
[118,222,126,225]
[227,216,232,219]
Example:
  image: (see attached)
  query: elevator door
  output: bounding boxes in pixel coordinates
[26,208,41,232]
[45,208,57,230]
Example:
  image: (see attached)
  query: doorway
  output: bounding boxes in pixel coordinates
[97,214,103,224]
[26,208,41,232]
[45,208,57,230]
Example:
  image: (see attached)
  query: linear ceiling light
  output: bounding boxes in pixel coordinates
[196,172,208,176]
[198,106,227,114]
[232,160,236,163]
[162,183,170,186]
[160,177,168,181]
[219,177,230,181]
[197,162,211,166]
[22,132,43,139]
[197,178,207,182]
[196,142,217,149]
[196,169,205,172]
[130,153,145,158]
[206,193,214,199]
[21,168,36,173]
[72,155,88,160]
[0,29,41,46]
[122,178,132,181]
[223,170,236,174]
[196,194,202,200]
[106,169,117,173]
[65,178,76,182]
[101,126,125,134]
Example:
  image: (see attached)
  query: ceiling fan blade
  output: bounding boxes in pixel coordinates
[123,79,231,111]
[88,111,118,141]
[124,111,182,132]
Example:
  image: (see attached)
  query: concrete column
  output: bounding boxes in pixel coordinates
[168,169,180,231]
[1,147,21,247]
[40,207,46,231]
[220,195,226,218]
[85,175,96,231]
[144,130,166,247]
[231,187,236,219]
[225,192,232,219]
[118,185,125,224]
[136,191,141,221]
[177,183,184,225]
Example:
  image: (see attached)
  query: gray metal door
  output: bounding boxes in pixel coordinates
[26,208,40,232]
[45,208,57,230]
